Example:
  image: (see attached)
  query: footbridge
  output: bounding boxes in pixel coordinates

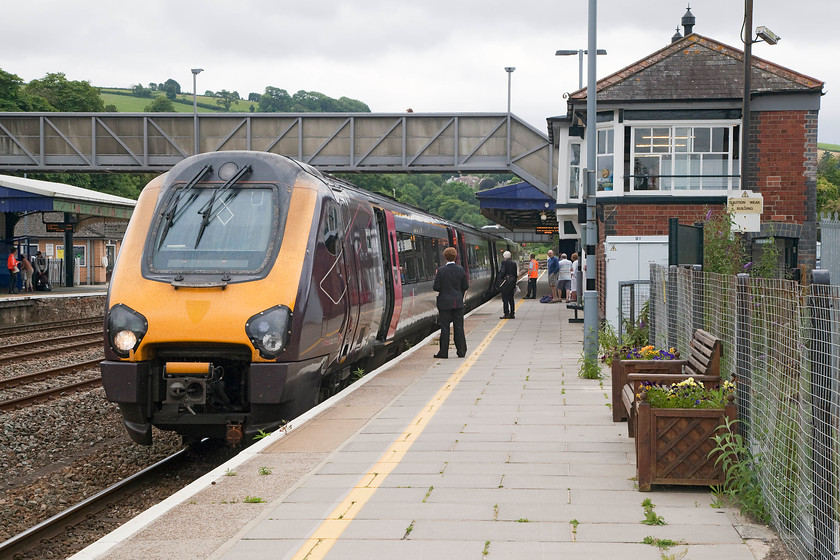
[0,112,556,196]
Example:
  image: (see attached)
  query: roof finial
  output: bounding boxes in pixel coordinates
[682,4,695,36]
[672,26,683,43]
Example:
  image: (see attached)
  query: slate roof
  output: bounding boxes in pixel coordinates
[567,34,824,104]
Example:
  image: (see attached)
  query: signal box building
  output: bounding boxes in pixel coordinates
[549,31,824,320]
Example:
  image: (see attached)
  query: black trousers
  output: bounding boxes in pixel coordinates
[501,286,515,316]
[438,307,466,357]
[8,270,16,293]
[525,277,537,298]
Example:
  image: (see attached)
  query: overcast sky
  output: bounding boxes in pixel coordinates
[5,0,838,143]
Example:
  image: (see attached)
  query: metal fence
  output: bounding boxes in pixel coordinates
[649,263,840,560]
[617,280,650,338]
[821,214,840,284]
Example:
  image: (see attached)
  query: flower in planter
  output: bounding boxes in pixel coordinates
[624,345,678,361]
[639,377,735,409]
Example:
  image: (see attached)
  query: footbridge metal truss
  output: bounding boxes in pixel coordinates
[0,112,556,196]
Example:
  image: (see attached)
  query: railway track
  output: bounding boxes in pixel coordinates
[0,330,102,354]
[0,358,102,391]
[0,316,103,339]
[0,375,102,412]
[0,447,190,559]
[0,338,102,368]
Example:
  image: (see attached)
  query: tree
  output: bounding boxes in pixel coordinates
[817,153,840,215]
[247,92,261,102]
[259,86,291,112]
[163,78,181,94]
[144,95,175,112]
[23,72,104,111]
[132,83,152,97]
[215,89,239,111]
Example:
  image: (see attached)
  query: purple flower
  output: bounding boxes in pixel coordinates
[744,262,753,270]
[706,209,713,220]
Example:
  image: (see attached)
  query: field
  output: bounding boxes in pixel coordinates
[820,143,840,153]
[100,89,257,113]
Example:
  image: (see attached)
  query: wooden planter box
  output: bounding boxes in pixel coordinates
[611,356,686,423]
[636,399,736,492]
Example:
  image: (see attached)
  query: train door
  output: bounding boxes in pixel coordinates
[457,231,470,282]
[316,199,350,359]
[375,208,402,340]
[489,241,499,286]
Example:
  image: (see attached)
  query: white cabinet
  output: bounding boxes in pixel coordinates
[603,236,668,330]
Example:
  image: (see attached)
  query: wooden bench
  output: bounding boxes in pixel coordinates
[617,329,723,437]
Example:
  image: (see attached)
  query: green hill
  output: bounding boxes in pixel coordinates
[100,88,257,113]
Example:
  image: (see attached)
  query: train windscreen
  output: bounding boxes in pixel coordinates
[150,185,280,273]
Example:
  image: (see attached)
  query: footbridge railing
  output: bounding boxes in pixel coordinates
[0,112,556,195]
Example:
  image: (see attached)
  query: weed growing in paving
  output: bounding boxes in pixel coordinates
[577,353,603,379]
[243,496,265,503]
[224,468,236,476]
[641,498,666,525]
[423,486,434,503]
[709,417,770,523]
[258,466,273,475]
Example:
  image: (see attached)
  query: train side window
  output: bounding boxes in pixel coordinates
[323,204,340,256]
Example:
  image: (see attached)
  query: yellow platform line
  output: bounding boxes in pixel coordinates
[289,306,519,560]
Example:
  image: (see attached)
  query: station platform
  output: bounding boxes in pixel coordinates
[72,282,781,560]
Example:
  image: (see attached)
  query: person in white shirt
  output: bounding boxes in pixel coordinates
[556,253,572,303]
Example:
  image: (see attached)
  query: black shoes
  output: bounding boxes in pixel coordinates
[434,353,448,359]
[457,353,466,358]
[499,314,515,319]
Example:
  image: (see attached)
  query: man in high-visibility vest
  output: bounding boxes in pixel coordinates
[524,253,538,299]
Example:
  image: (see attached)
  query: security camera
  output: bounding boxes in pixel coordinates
[755,26,780,45]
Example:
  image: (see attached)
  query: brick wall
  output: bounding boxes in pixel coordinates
[754,109,818,267]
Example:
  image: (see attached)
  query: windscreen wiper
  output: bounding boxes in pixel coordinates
[194,164,252,248]
[157,164,211,249]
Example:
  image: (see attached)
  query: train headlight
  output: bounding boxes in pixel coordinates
[246,305,292,359]
[107,304,148,358]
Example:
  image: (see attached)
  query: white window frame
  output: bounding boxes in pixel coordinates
[627,121,741,194]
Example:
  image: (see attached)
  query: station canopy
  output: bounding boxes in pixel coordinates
[0,174,135,219]
[476,181,558,233]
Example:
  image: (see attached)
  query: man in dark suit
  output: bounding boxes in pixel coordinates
[433,246,469,358]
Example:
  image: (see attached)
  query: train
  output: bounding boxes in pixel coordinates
[100,151,519,445]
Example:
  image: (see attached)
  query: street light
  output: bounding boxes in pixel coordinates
[555,49,607,90]
[741,1,778,192]
[505,67,515,164]
[191,68,203,154]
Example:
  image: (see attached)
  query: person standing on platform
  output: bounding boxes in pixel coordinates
[7,248,19,294]
[569,252,579,302]
[546,250,560,302]
[557,253,572,303]
[433,246,469,359]
[524,253,539,299]
[19,254,33,292]
[498,250,517,319]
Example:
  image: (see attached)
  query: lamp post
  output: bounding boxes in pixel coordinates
[555,49,607,90]
[741,1,779,192]
[191,68,203,154]
[504,67,515,165]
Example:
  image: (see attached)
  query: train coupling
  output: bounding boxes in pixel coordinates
[163,362,211,407]
[226,421,244,446]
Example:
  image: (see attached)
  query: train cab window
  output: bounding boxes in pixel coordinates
[149,185,279,273]
[322,203,341,256]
